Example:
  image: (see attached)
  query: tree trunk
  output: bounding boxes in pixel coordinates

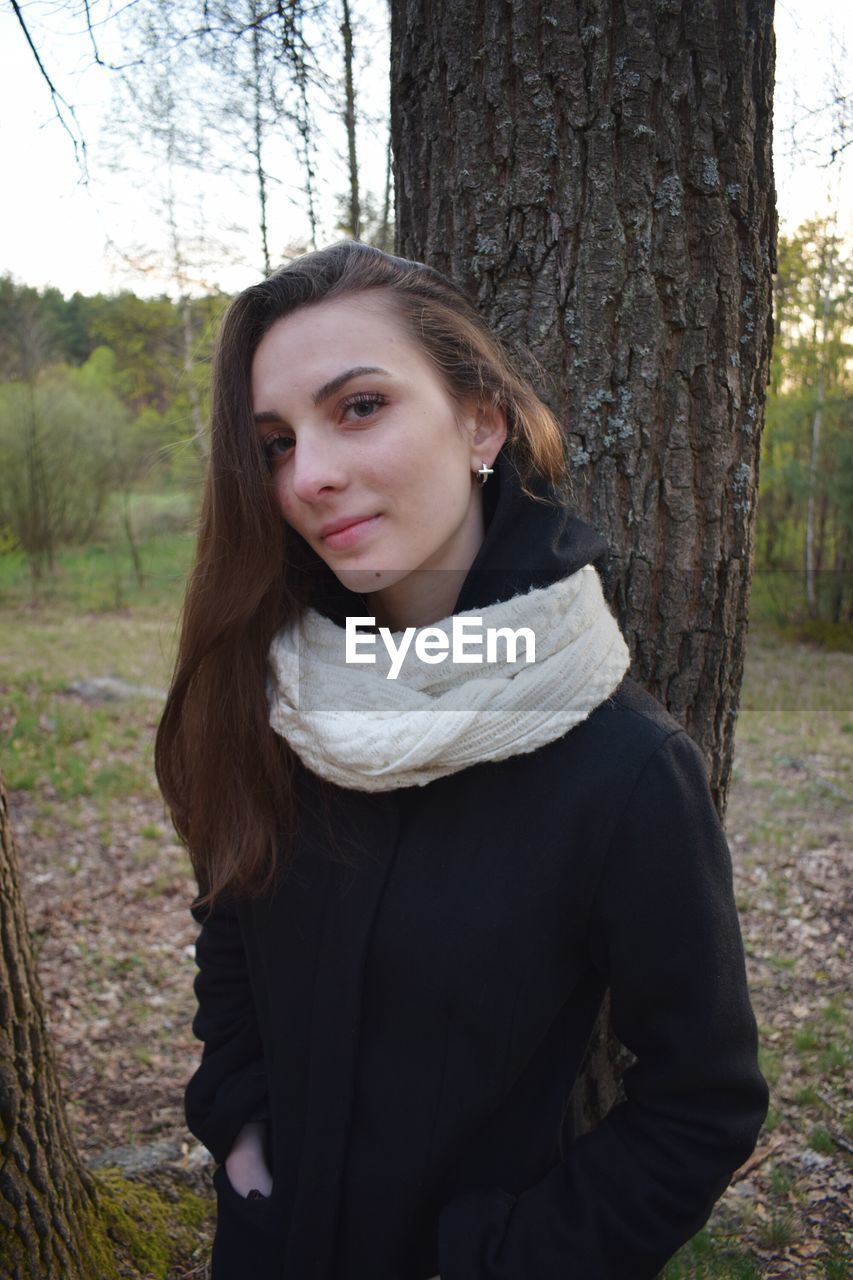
[341,0,361,240]
[805,234,836,619]
[391,0,776,1129]
[250,0,272,277]
[0,774,116,1279]
[293,14,319,252]
[381,120,393,253]
[391,0,775,811]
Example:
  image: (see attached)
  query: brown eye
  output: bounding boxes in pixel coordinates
[262,433,294,467]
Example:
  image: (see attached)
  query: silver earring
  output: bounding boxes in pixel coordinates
[476,461,493,486]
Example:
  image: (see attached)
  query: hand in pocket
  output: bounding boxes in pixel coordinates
[224,1120,273,1198]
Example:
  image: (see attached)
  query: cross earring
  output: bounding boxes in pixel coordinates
[476,461,493,486]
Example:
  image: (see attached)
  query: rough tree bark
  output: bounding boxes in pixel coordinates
[392,0,776,806]
[391,0,776,1125]
[0,773,116,1279]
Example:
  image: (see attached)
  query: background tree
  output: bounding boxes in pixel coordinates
[758,219,852,623]
[0,359,128,582]
[391,0,775,1123]
[193,0,306,273]
[0,280,225,586]
[0,281,55,578]
[104,0,230,457]
[341,0,361,239]
[0,769,118,1279]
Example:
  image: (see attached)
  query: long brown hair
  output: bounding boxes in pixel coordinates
[155,241,568,909]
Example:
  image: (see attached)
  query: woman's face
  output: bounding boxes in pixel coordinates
[250,292,506,613]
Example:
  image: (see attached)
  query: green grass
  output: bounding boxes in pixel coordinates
[0,536,192,688]
[769,1165,794,1196]
[807,1125,835,1154]
[820,1238,853,1279]
[0,525,194,822]
[762,1104,781,1133]
[0,529,193,615]
[731,618,853,1013]
[819,1043,849,1073]
[756,1209,798,1250]
[1,677,155,801]
[662,1226,762,1278]
[748,571,853,651]
[758,1045,783,1087]
[820,1000,844,1026]
[766,952,797,972]
[788,1010,852,1082]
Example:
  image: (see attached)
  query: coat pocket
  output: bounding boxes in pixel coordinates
[210,1165,287,1280]
[212,1162,278,1229]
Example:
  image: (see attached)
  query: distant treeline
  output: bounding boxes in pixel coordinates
[0,275,228,417]
[0,276,229,579]
[0,219,850,627]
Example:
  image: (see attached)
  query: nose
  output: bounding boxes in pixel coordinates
[287,434,348,504]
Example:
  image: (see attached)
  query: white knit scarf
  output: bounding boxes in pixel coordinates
[267,565,630,792]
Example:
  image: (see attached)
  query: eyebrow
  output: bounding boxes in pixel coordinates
[253,365,390,424]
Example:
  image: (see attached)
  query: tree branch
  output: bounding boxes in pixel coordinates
[9,0,88,176]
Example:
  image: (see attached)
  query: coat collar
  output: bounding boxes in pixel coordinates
[452,447,609,613]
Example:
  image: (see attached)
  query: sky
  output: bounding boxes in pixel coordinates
[0,0,850,300]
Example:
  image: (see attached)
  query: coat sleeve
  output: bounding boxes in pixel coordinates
[184,892,270,1166]
[437,728,769,1280]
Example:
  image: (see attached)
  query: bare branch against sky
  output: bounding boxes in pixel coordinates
[9,0,89,176]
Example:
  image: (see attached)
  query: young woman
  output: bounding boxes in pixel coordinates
[156,241,768,1280]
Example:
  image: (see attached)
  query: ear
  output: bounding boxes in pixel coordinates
[467,398,508,468]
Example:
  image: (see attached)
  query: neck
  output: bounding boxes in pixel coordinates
[368,567,469,632]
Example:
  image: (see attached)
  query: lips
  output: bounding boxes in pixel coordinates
[319,514,384,550]
[319,513,380,539]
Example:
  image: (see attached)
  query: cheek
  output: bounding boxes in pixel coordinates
[380,425,464,497]
[272,473,299,526]
[407,471,472,544]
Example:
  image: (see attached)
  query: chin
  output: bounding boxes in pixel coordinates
[331,565,408,595]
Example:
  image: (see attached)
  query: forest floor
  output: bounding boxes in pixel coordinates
[1,547,850,1279]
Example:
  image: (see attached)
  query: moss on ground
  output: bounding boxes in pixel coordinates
[91,1167,213,1280]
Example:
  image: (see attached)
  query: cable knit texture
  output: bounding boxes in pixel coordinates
[267,563,630,791]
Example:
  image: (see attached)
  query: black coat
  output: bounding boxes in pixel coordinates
[185,450,768,1280]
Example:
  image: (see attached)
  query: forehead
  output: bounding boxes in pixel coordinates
[250,292,426,401]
